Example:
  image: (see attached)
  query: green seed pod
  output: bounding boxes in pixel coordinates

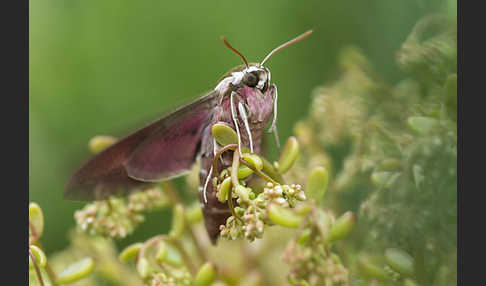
[242,153,263,170]
[119,243,143,263]
[329,211,356,243]
[407,116,439,135]
[267,203,303,228]
[294,203,313,216]
[297,228,312,245]
[29,245,47,268]
[357,256,389,281]
[217,177,232,202]
[384,248,415,277]
[165,244,183,267]
[88,135,117,154]
[261,156,284,183]
[193,262,216,286]
[136,257,150,279]
[277,136,300,174]
[155,241,168,264]
[29,202,44,239]
[57,257,94,284]
[185,202,203,224]
[305,166,329,203]
[211,122,238,146]
[235,185,252,202]
[238,165,254,179]
[169,204,185,239]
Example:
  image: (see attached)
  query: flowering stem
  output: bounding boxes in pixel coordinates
[29,221,59,286]
[29,248,45,286]
[171,238,197,275]
[229,150,243,223]
[239,158,279,185]
[139,234,197,276]
[212,144,238,177]
[160,181,208,264]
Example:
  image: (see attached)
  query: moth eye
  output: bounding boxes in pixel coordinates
[243,72,259,88]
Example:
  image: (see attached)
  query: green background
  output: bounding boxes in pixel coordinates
[29,0,453,253]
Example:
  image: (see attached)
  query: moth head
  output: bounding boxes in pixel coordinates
[242,65,270,92]
[216,30,311,96]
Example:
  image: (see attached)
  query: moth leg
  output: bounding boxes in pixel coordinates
[238,101,254,153]
[267,84,281,149]
[230,92,243,157]
[202,165,213,204]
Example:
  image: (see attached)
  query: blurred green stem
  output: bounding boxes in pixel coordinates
[30,220,59,286]
[161,181,208,263]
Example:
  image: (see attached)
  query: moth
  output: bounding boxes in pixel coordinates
[65,30,312,243]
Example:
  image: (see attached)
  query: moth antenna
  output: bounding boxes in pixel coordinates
[222,36,249,68]
[260,30,313,66]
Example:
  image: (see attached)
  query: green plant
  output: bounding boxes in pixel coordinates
[29,13,456,286]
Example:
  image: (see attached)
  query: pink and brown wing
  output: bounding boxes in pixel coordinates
[65,91,218,201]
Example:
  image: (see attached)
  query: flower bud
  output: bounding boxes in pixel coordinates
[29,245,47,268]
[88,135,117,154]
[305,166,329,203]
[136,257,150,279]
[329,211,356,243]
[238,165,254,179]
[57,257,95,284]
[169,204,185,239]
[277,136,300,174]
[217,177,232,202]
[193,262,216,286]
[407,116,439,135]
[119,243,143,263]
[29,202,44,239]
[211,122,238,146]
[267,203,303,228]
[155,241,168,264]
[384,248,414,276]
[185,202,203,224]
[242,153,263,170]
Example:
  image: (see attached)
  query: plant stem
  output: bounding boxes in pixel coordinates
[161,181,208,263]
[29,248,45,286]
[29,220,59,286]
[171,238,197,275]
[229,150,243,223]
[212,144,238,176]
[239,158,279,185]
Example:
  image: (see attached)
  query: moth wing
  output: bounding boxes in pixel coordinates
[65,91,218,201]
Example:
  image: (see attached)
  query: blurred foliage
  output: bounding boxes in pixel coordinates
[30,1,456,285]
[290,12,457,285]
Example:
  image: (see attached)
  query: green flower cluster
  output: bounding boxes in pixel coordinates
[74,187,169,238]
[219,182,306,241]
